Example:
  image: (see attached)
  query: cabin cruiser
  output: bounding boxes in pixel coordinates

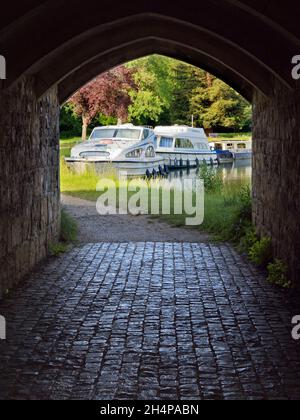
[154,126,218,169]
[210,139,252,164]
[65,124,165,176]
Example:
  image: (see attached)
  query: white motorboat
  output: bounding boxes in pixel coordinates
[154,126,218,169]
[210,139,252,163]
[65,124,165,176]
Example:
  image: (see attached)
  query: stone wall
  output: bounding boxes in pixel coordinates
[0,78,60,298]
[253,79,300,287]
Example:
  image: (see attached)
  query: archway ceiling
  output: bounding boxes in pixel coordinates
[0,0,299,102]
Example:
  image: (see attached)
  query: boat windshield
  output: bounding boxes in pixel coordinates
[90,129,116,140]
[115,129,141,140]
[90,128,141,141]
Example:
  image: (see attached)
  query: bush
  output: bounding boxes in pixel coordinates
[249,237,273,267]
[227,186,252,243]
[49,210,78,256]
[239,226,258,252]
[199,165,223,193]
[267,259,291,289]
[60,209,78,243]
[49,242,69,256]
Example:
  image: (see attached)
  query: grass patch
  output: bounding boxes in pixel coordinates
[60,137,82,145]
[49,209,79,256]
[267,260,291,289]
[60,159,117,201]
[61,209,78,243]
[60,137,82,158]
[209,132,252,141]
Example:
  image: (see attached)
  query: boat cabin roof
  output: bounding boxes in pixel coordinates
[154,126,207,140]
[91,124,151,131]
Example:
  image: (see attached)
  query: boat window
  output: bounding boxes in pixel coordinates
[145,146,155,158]
[175,138,194,149]
[200,143,208,150]
[126,148,143,158]
[159,137,173,148]
[142,129,149,140]
[90,129,116,140]
[237,143,246,149]
[115,129,141,140]
[215,143,223,150]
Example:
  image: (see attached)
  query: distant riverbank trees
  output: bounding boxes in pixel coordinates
[61,55,252,138]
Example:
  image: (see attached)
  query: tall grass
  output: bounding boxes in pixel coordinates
[61,159,117,201]
[61,159,252,243]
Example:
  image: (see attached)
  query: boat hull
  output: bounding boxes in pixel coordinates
[65,157,165,176]
[232,151,252,160]
[156,151,218,168]
[113,157,165,176]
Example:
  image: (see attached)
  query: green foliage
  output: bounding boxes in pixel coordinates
[239,226,258,253]
[213,132,252,140]
[60,103,82,138]
[60,209,78,243]
[127,55,175,125]
[129,90,163,125]
[225,185,252,244]
[49,209,78,256]
[170,63,202,125]
[49,242,70,256]
[249,237,273,267]
[126,55,252,130]
[199,165,223,193]
[267,260,291,289]
[190,78,251,131]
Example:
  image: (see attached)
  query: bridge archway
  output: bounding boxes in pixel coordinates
[0,1,300,293]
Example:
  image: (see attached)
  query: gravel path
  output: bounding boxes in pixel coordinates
[61,194,211,243]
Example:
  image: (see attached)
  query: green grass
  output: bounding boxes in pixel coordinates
[156,181,252,241]
[61,158,251,243]
[60,137,82,145]
[60,137,82,158]
[49,209,79,256]
[60,209,78,243]
[209,132,252,141]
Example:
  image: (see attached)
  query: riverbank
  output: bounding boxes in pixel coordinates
[61,194,211,243]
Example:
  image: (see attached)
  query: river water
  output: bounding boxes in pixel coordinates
[168,159,252,185]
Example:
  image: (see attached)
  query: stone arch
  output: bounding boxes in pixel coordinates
[0,1,300,291]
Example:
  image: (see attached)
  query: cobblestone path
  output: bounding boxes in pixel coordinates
[0,243,300,400]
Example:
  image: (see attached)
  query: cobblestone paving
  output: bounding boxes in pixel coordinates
[0,243,300,400]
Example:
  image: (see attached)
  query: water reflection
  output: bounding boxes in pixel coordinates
[168,159,252,184]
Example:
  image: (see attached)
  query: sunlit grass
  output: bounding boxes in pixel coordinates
[60,158,252,242]
[60,137,82,158]
[209,132,252,141]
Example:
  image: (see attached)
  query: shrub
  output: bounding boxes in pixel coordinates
[49,210,78,256]
[49,242,69,256]
[239,226,258,253]
[199,165,223,193]
[60,209,78,243]
[249,237,273,267]
[227,185,253,243]
[267,260,291,289]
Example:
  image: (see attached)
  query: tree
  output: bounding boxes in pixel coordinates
[190,76,251,131]
[69,66,136,140]
[127,55,175,125]
[169,63,204,125]
[60,103,82,138]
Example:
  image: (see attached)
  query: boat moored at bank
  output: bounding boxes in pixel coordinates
[65,124,164,176]
[154,126,218,169]
[210,139,252,163]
